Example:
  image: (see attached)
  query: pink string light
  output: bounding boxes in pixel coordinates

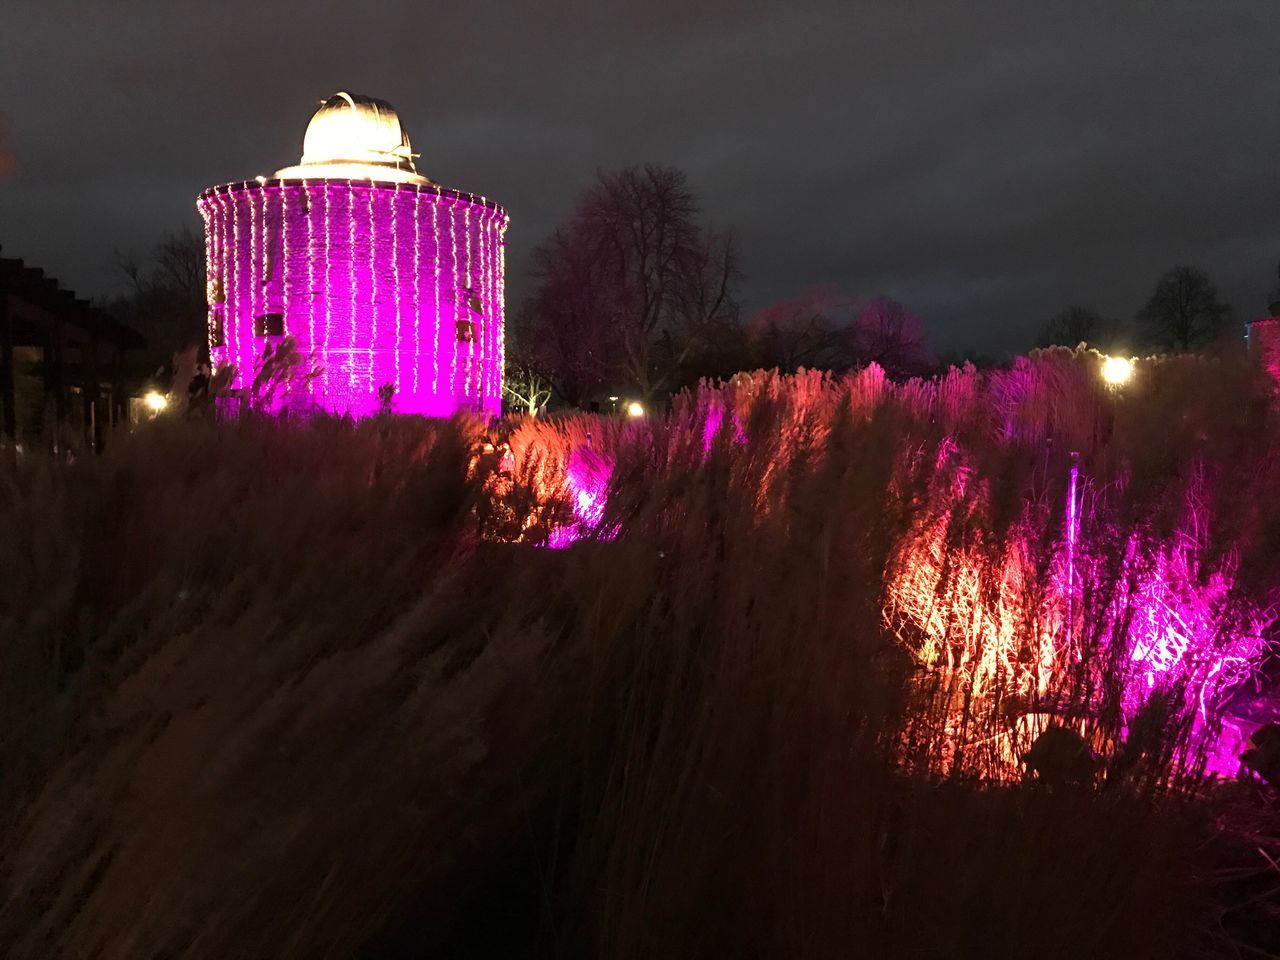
[199,180,507,418]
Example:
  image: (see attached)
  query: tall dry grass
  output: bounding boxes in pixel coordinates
[1,350,1278,957]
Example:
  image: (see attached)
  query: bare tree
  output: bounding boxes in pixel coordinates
[1136,265,1234,352]
[851,296,934,377]
[110,225,207,357]
[523,165,737,402]
[516,224,615,407]
[1036,305,1108,349]
[503,355,553,416]
[151,227,206,301]
[746,285,850,371]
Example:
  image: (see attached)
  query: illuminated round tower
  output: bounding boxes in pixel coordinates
[197,92,508,417]
[1246,262,1280,393]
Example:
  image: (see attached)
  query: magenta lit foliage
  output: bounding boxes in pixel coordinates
[198,179,508,418]
[1079,476,1269,776]
[701,399,748,454]
[545,444,615,549]
[887,424,1273,780]
[515,359,1276,780]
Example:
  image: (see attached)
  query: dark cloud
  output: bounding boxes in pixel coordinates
[1,0,1277,352]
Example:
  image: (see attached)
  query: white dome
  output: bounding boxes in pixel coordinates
[274,92,431,184]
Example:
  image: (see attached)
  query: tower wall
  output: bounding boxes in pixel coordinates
[1248,316,1280,394]
[197,178,507,418]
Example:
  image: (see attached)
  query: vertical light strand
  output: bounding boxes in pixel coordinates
[212,193,222,368]
[475,206,486,406]
[303,182,316,379]
[238,188,251,385]
[225,190,241,386]
[448,196,460,404]
[478,206,490,406]
[259,188,269,333]
[491,209,501,409]
[463,202,477,406]
[217,194,229,373]
[498,216,508,410]
[322,183,333,402]
[347,181,358,399]
[367,181,377,397]
[431,194,441,397]
[279,184,290,347]
[412,188,421,397]
[392,184,401,397]
[198,197,213,360]
[234,188,248,384]
[196,198,207,351]
[250,185,261,326]
[489,209,500,410]
[213,192,226,374]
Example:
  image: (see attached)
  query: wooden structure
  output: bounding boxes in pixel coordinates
[0,246,145,449]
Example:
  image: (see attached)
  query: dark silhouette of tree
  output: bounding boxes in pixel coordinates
[1036,305,1108,348]
[522,165,737,402]
[1136,266,1234,352]
[514,224,615,407]
[1268,259,1280,316]
[110,225,207,358]
[746,289,933,378]
[657,314,750,395]
[746,285,849,372]
[851,296,934,377]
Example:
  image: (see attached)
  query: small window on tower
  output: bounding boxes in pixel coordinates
[456,318,475,343]
[254,314,284,337]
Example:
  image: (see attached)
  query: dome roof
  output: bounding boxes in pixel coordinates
[274,92,432,184]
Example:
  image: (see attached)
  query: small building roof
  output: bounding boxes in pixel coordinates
[0,246,145,349]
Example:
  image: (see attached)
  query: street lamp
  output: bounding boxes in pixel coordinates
[144,390,169,413]
[626,401,645,418]
[1100,355,1134,387]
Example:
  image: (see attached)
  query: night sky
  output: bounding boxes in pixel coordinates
[2,0,1278,354]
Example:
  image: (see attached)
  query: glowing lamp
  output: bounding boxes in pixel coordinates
[144,391,168,412]
[1100,355,1134,386]
[626,401,645,418]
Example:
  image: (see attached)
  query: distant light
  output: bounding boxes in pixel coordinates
[255,175,266,183]
[626,401,645,418]
[608,395,619,402]
[1101,356,1135,386]
[144,390,168,412]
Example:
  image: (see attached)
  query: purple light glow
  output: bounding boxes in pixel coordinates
[567,445,612,525]
[700,401,749,455]
[886,435,1273,779]
[543,444,615,549]
[198,178,508,418]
